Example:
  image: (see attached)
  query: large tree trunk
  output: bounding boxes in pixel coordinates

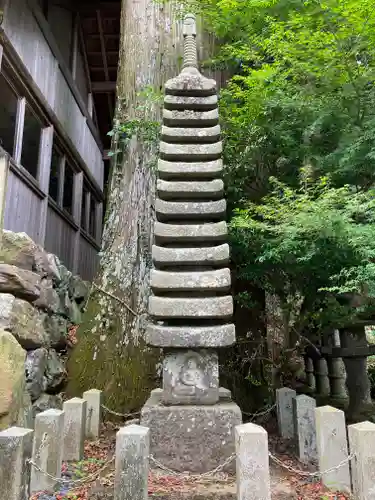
[66,0,182,412]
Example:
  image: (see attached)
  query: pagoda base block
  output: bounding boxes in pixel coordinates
[140,389,242,473]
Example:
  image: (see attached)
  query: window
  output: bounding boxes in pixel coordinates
[63,161,74,214]
[49,147,62,202]
[21,106,42,178]
[81,182,88,230]
[89,195,96,239]
[0,73,18,156]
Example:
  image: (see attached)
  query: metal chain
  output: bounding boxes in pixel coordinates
[269,452,355,478]
[242,403,276,420]
[27,456,115,485]
[101,404,140,418]
[149,453,235,479]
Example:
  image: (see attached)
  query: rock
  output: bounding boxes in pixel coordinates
[0,294,49,349]
[164,66,216,96]
[1,230,38,270]
[43,315,68,350]
[69,301,82,324]
[157,179,224,199]
[45,350,67,392]
[33,279,60,313]
[163,108,219,127]
[0,264,41,301]
[0,329,27,430]
[69,276,90,306]
[25,348,48,402]
[32,393,63,418]
[161,125,221,144]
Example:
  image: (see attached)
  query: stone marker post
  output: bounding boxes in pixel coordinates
[235,423,271,500]
[83,389,102,439]
[315,405,351,492]
[276,387,296,439]
[293,395,317,464]
[348,421,375,499]
[30,409,65,493]
[0,426,34,500]
[114,424,149,500]
[140,13,242,473]
[63,397,87,461]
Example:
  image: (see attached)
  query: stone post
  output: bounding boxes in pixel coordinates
[114,424,149,500]
[293,395,317,464]
[304,356,316,391]
[0,426,34,500]
[315,405,351,492]
[63,397,87,461]
[327,330,347,399]
[30,409,65,493]
[276,387,296,439]
[83,389,102,439]
[235,423,271,500]
[313,358,330,397]
[348,421,375,499]
[140,13,242,473]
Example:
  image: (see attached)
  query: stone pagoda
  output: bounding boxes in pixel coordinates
[140,14,242,473]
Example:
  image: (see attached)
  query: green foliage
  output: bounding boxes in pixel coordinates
[181,0,375,338]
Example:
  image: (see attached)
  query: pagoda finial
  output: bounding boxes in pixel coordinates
[183,14,197,69]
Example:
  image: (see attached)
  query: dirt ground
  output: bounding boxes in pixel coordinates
[30,418,351,500]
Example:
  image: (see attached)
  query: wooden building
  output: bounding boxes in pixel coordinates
[0,0,120,280]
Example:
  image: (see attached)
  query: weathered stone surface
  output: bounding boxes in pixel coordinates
[157,179,224,199]
[293,395,317,464]
[155,199,226,220]
[146,323,236,347]
[0,329,27,430]
[162,350,219,405]
[348,421,375,499]
[165,67,216,96]
[83,389,102,440]
[315,406,351,492]
[45,350,67,392]
[141,390,242,473]
[164,94,218,110]
[159,141,222,161]
[158,159,223,179]
[43,314,68,349]
[154,221,227,243]
[115,425,149,500]
[33,279,60,313]
[163,108,219,127]
[1,230,38,270]
[149,296,233,319]
[32,393,63,419]
[69,275,90,306]
[0,264,41,301]
[150,268,231,292]
[0,426,34,500]
[235,423,271,500]
[25,348,48,402]
[152,244,229,267]
[0,294,49,349]
[30,409,64,494]
[62,397,86,461]
[276,387,296,439]
[219,387,232,401]
[161,125,220,143]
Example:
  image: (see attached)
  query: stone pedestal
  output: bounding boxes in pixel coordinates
[141,390,241,473]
